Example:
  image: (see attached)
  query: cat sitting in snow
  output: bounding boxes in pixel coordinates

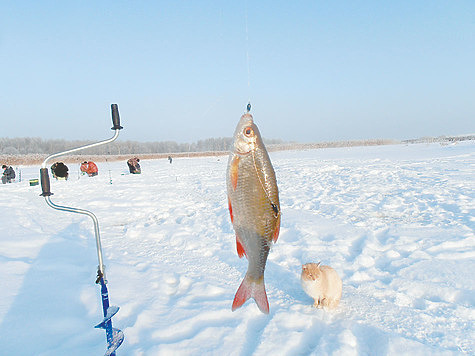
[301,262,342,309]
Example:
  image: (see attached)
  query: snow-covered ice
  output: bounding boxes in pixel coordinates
[1,141,474,355]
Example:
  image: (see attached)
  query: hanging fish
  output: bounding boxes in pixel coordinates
[226,113,281,314]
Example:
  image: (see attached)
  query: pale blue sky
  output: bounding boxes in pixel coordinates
[1,1,474,143]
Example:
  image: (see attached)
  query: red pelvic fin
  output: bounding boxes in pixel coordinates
[272,214,281,243]
[236,235,246,258]
[228,197,234,223]
[232,275,269,314]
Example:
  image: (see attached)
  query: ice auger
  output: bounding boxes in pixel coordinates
[39,104,124,356]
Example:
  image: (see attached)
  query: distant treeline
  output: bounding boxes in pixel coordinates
[1,134,472,158]
[0,137,284,155]
[0,137,404,166]
[402,134,475,144]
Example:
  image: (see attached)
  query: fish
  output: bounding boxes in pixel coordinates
[226,113,281,314]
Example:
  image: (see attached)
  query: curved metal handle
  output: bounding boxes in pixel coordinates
[39,104,124,275]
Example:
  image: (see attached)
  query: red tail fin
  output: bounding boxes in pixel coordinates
[232,275,269,314]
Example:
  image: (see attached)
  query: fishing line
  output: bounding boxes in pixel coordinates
[245,0,252,109]
[198,95,224,120]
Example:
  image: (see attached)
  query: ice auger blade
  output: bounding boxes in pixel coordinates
[104,328,124,356]
[95,306,120,329]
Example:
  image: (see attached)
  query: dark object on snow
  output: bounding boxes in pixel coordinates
[168,156,173,164]
[127,157,141,174]
[2,165,15,184]
[51,162,69,179]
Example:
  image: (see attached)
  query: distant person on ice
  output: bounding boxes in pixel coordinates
[51,162,69,180]
[168,156,173,164]
[80,161,98,177]
[80,162,88,175]
[127,158,141,174]
[2,164,15,184]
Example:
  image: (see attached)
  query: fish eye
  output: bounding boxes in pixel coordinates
[243,127,253,137]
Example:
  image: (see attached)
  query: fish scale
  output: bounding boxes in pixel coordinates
[232,155,272,235]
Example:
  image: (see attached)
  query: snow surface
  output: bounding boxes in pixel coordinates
[1,142,474,356]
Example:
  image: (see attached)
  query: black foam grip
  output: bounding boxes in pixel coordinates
[40,168,52,196]
[111,104,123,130]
